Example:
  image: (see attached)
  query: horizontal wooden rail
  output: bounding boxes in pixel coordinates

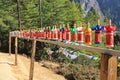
[37,39,120,56]
[11,35,120,56]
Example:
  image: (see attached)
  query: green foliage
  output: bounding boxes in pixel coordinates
[0,0,18,51]
[54,61,100,80]
[42,0,67,26]
[0,0,86,51]
[39,43,100,80]
[85,9,100,26]
[21,0,39,28]
[66,1,81,24]
[42,0,85,26]
[0,0,17,30]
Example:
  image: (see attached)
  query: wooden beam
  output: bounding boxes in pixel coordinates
[15,37,18,65]
[10,37,120,55]
[100,54,117,80]
[9,32,11,55]
[29,40,36,80]
[100,54,109,80]
[37,39,120,56]
[107,56,117,80]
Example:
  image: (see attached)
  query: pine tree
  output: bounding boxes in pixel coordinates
[0,0,18,51]
[66,1,80,26]
[85,9,100,26]
[21,0,39,29]
[0,0,17,30]
[42,0,67,26]
[75,2,85,26]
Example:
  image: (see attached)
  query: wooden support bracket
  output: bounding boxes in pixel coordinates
[100,54,117,80]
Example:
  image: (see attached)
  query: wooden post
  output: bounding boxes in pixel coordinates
[100,54,109,80]
[15,37,18,65]
[29,40,36,80]
[100,54,117,80]
[9,32,11,55]
[107,56,117,80]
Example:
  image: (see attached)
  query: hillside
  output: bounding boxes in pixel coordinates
[75,0,120,29]
[97,0,120,29]
[0,53,66,80]
[73,0,104,19]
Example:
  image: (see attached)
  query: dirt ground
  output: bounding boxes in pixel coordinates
[0,52,66,80]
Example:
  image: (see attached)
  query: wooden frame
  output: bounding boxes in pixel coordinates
[9,34,120,80]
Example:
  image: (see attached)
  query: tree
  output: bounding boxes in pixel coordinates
[20,0,39,29]
[85,9,100,26]
[0,0,18,51]
[42,0,67,26]
[75,2,85,26]
[66,1,82,26]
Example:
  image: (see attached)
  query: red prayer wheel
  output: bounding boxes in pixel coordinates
[105,20,116,48]
[71,24,77,41]
[58,25,62,41]
[95,30,102,44]
[51,26,55,39]
[26,31,30,38]
[62,28,67,40]
[51,31,54,39]
[47,27,51,39]
[78,31,84,43]
[66,32,71,41]
[21,31,25,38]
[44,31,46,39]
[72,33,77,41]
[77,22,84,43]
[66,24,71,41]
[92,20,104,44]
[85,32,91,45]
[85,22,92,45]
[41,31,43,39]
[46,28,49,39]
[54,32,58,40]
[33,31,37,39]
[48,31,51,39]
[54,26,58,40]
[37,32,41,39]
[58,31,62,41]
[106,31,114,47]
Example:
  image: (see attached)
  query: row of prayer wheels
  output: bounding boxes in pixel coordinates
[10,20,116,48]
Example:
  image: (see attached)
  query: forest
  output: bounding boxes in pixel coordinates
[0,0,101,52]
